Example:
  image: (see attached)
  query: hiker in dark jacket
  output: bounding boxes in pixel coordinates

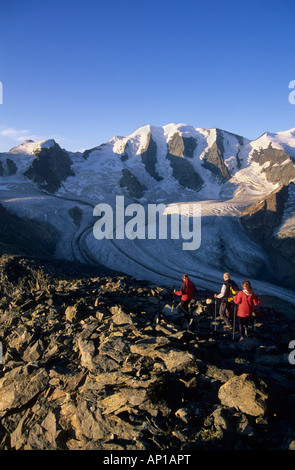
[214,272,239,328]
[174,274,195,319]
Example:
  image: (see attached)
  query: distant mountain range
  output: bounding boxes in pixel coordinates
[0,123,295,301]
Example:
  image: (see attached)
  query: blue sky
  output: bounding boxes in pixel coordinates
[0,0,295,152]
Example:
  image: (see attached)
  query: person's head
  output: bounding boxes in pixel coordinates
[182,273,189,281]
[242,280,253,293]
[223,272,230,281]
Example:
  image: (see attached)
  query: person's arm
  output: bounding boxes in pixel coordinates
[234,291,242,304]
[253,293,259,306]
[174,282,186,297]
[215,284,226,299]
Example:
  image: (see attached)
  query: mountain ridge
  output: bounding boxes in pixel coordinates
[0,123,295,301]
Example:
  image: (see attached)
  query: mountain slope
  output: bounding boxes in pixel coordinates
[0,123,295,301]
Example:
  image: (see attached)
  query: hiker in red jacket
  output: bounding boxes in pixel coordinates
[174,273,195,319]
[234,280,259,340]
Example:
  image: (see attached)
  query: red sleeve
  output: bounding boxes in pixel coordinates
[253,293,259,306]
[175,290,182,297]
[234,291,242,304]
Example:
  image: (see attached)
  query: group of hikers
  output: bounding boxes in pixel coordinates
[174,272,259,341]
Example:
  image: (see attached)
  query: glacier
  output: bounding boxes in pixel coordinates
[0,123,295,304]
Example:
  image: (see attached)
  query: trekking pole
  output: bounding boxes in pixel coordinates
[171,290,176,313]
[232,304,237,340]
[253,311,256,337]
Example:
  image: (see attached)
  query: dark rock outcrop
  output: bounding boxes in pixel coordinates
[6,159,17,176]
[68,206,82,227]
[24,142,74,193]
[167,153,204,191]
[119,169,147,199]
[241,184,295,288]
[241,185,290,246]
[140,133,163,182]
[0,204,58,258]
[166,133,203,191]
[202,129,231,182]
[167,132,198,159]
[252,143,295,186]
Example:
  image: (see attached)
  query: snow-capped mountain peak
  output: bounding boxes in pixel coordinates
[250,128,295,159]
[8,138,57,155]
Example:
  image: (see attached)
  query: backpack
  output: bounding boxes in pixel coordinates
[224,280,239,302]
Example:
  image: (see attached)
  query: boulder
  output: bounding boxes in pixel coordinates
[110,305,133,326]
[162,304,180,321]
[218,373,268,417]
[77,338,96,371]
[65,305,79,322]
[0,365,49,416]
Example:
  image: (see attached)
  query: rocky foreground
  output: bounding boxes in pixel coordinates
[0,255,295,451]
